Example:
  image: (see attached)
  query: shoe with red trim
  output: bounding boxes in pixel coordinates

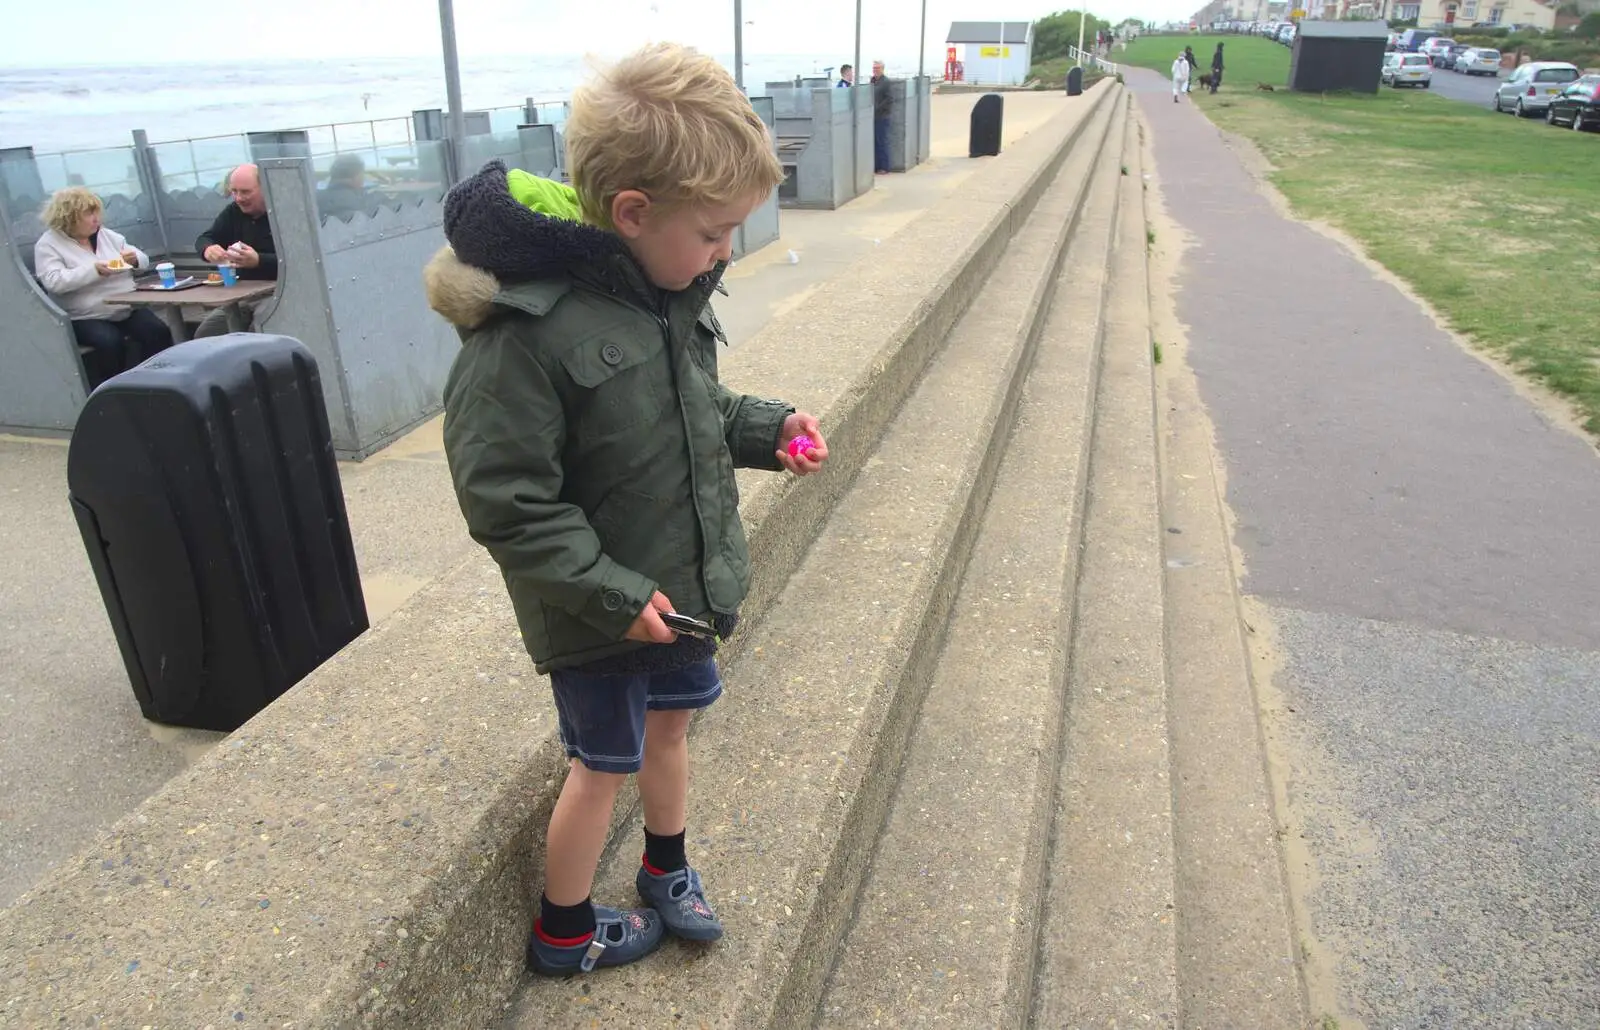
[526,904,664,975]
[636,860,724,941]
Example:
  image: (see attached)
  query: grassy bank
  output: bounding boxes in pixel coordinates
[1198,88,1600,435]
[1121,35,1291,87]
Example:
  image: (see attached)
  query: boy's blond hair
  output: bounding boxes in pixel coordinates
[42,187,103,237]
[566,43,785,228]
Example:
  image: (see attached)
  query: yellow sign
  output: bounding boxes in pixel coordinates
[978,46,1013,58]
[1290,7,1306,16]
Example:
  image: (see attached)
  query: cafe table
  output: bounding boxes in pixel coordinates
[104,279,277,342]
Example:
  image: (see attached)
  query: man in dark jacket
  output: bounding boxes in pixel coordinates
[871,60,893,175]
[1184,45,1199,93]
[194,163,277,337]
[1210,43,1225,93]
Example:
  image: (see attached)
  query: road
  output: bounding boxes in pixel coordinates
[1418,62,1503,107]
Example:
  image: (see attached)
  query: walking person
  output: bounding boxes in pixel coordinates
[1171,51,1191,102]
[1210,43,1225,93]
[1184,46,1199,93]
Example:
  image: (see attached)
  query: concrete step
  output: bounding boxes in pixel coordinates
[810,96,1128,1030]
[1151,123,1308,1026]
[502,89,1127,1030]
[1028,95,1180,1028]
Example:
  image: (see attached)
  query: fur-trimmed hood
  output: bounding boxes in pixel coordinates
[425,161,631,330]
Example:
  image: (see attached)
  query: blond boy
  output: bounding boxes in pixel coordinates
[426,44,829,975]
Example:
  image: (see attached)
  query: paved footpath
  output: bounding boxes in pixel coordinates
[1133,70,1600,1028]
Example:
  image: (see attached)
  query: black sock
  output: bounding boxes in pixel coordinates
[643,828,687,874]
[537,894,596,942]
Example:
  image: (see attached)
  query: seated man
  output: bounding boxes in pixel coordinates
[194,163,276,338]
[317,154,372,221]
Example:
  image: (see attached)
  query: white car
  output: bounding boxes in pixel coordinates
[1389,53,1433,89]
[1456,48,1501,76]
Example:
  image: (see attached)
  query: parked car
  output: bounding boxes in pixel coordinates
[1280,24,1297,46]
[1455,48,1502,76]
[1399,28,1440,52]
[1386,32,1402,51]
[1380,52,1403,84]
[1419,37,1457,65]
[1437,43,1471,71]
[1545,74,1600,131]
[1390,52,1434,88]
[1494,61,1582,117]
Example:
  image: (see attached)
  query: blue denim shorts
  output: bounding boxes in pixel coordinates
[547,658,723,774]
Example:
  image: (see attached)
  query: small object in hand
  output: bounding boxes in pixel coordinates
[659,612,717,639]
[787,434,816,460]
[156,261,177,287]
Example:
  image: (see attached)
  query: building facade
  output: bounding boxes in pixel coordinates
[946,21,1033,85]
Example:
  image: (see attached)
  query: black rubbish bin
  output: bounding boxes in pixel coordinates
[969,94,1004,157]
[67,334,369,731]
[1067,66,1084,96]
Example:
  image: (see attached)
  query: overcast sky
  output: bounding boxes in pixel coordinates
[0,0,1196,68]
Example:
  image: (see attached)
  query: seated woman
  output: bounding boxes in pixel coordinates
[33,186,174,388]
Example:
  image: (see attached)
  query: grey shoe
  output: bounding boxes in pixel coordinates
[527,904,664,975]
[636,863,724,941]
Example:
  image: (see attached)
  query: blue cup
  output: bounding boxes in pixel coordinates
[156,262,176,287]
[218,264,238,286]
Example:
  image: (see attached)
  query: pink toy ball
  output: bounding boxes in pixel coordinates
[787,434,816,459]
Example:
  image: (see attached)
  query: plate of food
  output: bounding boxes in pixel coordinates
[106,259,128,270]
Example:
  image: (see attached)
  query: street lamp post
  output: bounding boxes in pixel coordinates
[735,0,744,90]
[437,0,466,178]
[919,0,928,77]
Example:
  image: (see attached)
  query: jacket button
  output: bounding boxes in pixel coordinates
[602,589,624,611]
[601,343,624,365]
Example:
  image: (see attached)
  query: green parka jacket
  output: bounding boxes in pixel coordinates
[426,162,792,673]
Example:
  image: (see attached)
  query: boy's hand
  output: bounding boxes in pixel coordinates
[777,412,829,476]
[625,590,678,644]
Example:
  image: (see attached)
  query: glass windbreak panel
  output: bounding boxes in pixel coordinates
[317,139,448,220]
[529,102,568,128]
[749,96,776,129]
[765,86,813,119]
[35,147,142,200]
[487,106,525,133]
[150,135,250,192]
[458,128,523,175]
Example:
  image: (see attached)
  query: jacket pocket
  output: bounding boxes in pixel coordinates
[559,334,671,438]
[588,485,693,592]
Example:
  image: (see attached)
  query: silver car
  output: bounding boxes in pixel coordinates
[1494,61,1581,117]
[1456,47,1501,76]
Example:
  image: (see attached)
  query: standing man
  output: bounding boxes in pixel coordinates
[836,64,854,88]
[1210,43,1225,93]
[195,163,277,338]
[1184,45,1199,92]
[871,60,892,176]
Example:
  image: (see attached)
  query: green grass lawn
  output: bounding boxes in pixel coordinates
[1120,35,1291,87]
[1194,88,1600,435]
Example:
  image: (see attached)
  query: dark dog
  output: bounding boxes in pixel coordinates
[1196,72,1215,89]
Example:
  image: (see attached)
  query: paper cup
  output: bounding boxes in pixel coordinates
[156,262,176,287]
